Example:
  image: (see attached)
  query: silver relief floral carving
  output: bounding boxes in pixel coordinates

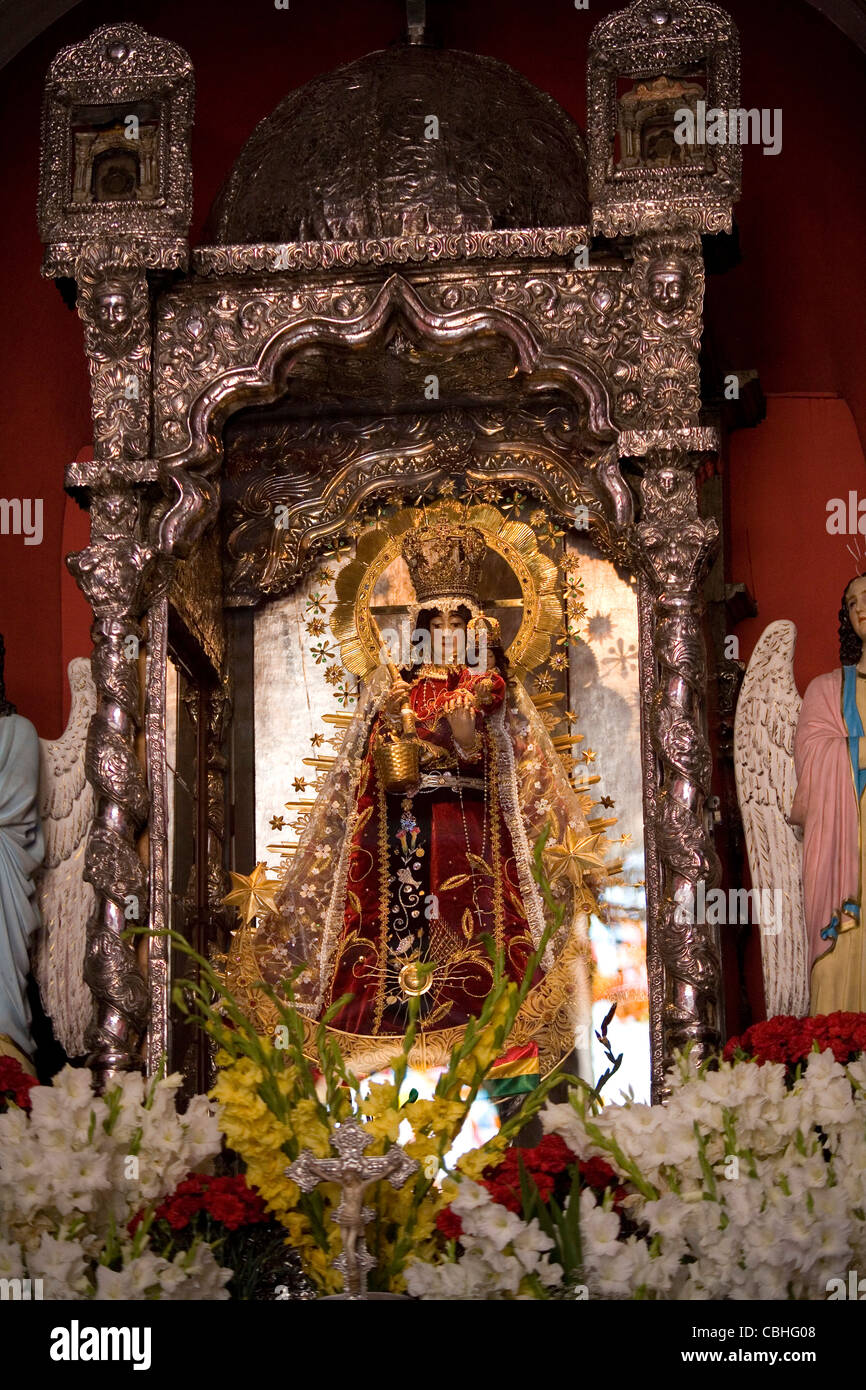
[588,0,741,238]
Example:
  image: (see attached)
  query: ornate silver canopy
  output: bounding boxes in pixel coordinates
[206,45,590,245]
[39,0,742,1100]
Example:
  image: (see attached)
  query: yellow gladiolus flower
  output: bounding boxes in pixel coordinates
[357,1080,399,1117]
[456,1139,506,1181]
[402,1097,466,1138]
[288,1098,332,1157]
[361,1110,402,1147]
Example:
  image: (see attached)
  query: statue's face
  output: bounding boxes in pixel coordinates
[846,578,866,641]
[429,609,466,663]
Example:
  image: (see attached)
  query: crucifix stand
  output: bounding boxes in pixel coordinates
[287,1118,418,1299]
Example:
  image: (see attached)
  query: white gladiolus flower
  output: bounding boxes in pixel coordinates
[404,1257,442,1299]
[49,1065,96,1109]
[175,1245,232,1300]
[9,1172,45,1220]
[450,1178,494,1215]
[801,1050,857,1127]
[407,1251,494,1299]
[0,1063,233,1301]
[641,1192,687,1241]
[579,1191,622,1262]
[845,1055,866,1090]
[460,1243,524,1295]
[93,1265,137,1299]
[156,1253,196,1296]
[124,1250,173,1298]
[509,1220,556,1263]
[0,1239,24,1280]
[539,1102,590,1155]
[533,1043,866,1300]
[466,1200,525,1253]
[141,1114,189,1151]
[26,1233,88,1298]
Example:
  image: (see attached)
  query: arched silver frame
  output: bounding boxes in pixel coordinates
[39,2,741,1100]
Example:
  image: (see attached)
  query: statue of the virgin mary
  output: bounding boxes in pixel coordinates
[228,505,613,1072]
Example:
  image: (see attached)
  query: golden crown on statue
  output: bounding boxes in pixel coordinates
[402,522,486,606]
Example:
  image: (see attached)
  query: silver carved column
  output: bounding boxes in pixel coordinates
[636,449,722,1097]
[38,25,194,1085]
[66,243,163,1085]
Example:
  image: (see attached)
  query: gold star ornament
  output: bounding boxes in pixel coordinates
[543,827,608,889]
[222,863,281,925]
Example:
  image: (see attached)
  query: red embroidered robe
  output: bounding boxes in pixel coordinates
[327,665,538,1034]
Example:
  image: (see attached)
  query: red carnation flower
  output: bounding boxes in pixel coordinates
[134,1172,269,1237]
[478,1135,599,1215]
[204,1175,267,1230]
[725,1011,866,1070]
[206,1193,248,1230]
[436,1206,463,1242]
[0,1057,39,1112]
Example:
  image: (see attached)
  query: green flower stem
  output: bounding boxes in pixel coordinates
[581,1117,659,1202]
[692,1122,718,1202]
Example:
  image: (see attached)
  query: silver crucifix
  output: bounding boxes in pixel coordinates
[287,1118,418,1299]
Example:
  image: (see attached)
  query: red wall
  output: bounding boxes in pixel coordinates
[0,0,864,735]
[728,396,866,688]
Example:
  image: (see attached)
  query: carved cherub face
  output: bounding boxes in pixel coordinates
[845,576,866,641]
[94,283,132,333]
[647,260,688,313]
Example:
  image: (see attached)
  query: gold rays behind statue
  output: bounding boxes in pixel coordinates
[330,500,562,681]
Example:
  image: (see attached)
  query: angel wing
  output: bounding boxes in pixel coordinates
[32,657,97,1056]
[733,620,809,1017]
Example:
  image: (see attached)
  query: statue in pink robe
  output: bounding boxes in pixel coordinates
[790,574,866,1013]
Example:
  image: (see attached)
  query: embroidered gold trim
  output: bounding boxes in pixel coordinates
[488,697,552,965]
[372,771,391,1034]
[488,730,506,957]
[417,663,460,680]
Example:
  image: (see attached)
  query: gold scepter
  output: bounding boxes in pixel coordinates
[370,611,416,737]
[369,611,420,793]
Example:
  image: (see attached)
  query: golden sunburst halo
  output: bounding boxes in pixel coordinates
[330,499,563,681]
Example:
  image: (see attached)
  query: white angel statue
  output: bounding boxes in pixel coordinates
[735,574,866,1018]
[0,647,95,1071]
[32,657,97,1058]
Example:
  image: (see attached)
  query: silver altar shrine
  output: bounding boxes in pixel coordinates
[37,0,742,1100]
